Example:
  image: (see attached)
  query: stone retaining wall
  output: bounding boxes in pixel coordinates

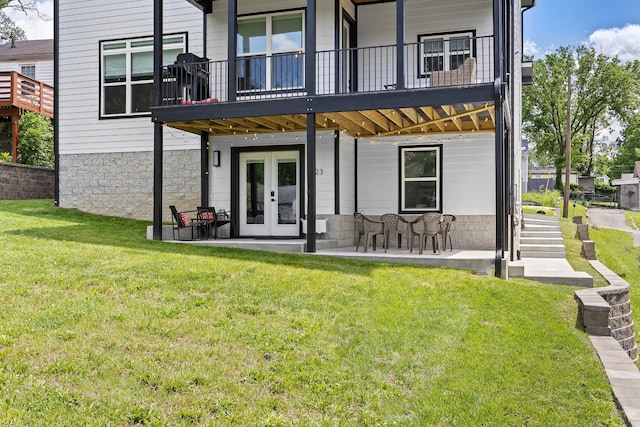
[0,162,54,200]
[575,260,638,362]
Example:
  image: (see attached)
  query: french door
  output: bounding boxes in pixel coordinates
[239,151,300,237]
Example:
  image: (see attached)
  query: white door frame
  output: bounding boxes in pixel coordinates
[238,150,300,237]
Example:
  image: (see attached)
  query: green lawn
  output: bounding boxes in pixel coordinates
[0,200,624,426]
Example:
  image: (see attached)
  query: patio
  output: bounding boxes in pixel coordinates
[162,236,496,275]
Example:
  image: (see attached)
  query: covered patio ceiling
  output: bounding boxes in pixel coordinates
[165,101,496,138]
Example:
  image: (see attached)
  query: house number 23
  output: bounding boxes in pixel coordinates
[315,169,324,175]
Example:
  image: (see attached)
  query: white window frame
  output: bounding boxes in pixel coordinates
[100,34,186,118]
[400,146,441,212]
[20,65,36,79]
[418,31,474,78]
[237,10,305,93]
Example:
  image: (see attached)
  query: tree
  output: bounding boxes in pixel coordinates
[18,112,53,167]
[611,114,640,179]
[523,46,640,189]
[0,0,43,41]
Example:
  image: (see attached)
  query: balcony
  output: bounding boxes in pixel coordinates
[0,72,54,118]
[155,36,496,138]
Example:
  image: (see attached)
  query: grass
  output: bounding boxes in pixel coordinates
[0,200,625,426]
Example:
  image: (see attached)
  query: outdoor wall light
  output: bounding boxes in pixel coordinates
[213,150,221,167]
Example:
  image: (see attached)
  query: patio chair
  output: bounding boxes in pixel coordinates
[409,213,442,255]
[354,212,384,253]
[197,206,231,239]
[380,213,412,252]
[439,214,456,251]
[169,205,206,241]
[430,57,477,87]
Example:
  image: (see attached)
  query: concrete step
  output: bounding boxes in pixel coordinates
[520,236,565,245]
[521,231,563,238]
[524,216,559,224]
[523,224,561,232]
[509,258,593,287]
[520,243,566,258]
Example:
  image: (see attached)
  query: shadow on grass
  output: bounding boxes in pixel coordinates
[0,200,435,278]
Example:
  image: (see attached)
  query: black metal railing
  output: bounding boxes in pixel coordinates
[160,35,494,106]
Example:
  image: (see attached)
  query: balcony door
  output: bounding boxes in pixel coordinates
[340,12,356,93]
[239,151,300,237]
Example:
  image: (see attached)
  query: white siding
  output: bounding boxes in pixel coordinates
[58,0,203,155]
[357,134,495,215]
[209,130,337,215]
[0,57,53,86]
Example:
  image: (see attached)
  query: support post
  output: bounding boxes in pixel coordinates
[54,0,59,205]
[227,0,237,102]
[395,0,405,90]
[11,114,18,163]
[493,0,505,277]
[201,131,209,208]
[152,0,164,240]
[306,0,317,252]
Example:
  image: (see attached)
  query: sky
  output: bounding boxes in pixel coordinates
[523,0,640,61]
[10,0,640,63]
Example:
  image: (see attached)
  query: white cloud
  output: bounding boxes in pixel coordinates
[5,0,53,40]
[523,39,540,57]
[589,24,640,62]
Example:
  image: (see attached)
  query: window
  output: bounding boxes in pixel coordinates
[418,31,474,78]
[20,65,36,79]
[100,34,185,117]
[401,146,441,212]
[237,11,304,92]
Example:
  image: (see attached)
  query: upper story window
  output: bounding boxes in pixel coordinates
[400,146,441,212]
[418,31,474,78]
[236,11,304,93]
[20,65,36,79]
[100,34,185,117]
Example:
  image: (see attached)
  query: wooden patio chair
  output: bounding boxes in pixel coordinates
[380,213,412,252]
[169,205,207,241]
[409,213,442,255]
[354,212,384,253]
[439,214,456,251]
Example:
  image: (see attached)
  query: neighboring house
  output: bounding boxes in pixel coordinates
[0,39,54,161]
[527,166,578,193]
[612,161,640,211]
[57,0,534,277]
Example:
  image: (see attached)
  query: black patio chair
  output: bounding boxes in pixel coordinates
[197,206,231,239]
[169,205,207,241]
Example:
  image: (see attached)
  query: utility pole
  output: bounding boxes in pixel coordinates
[563,69,572,218]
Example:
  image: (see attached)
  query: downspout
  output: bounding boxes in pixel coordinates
[53,0,59,206]
[305,0,317,252]
[201,131,209,207]
[152,0,164,240]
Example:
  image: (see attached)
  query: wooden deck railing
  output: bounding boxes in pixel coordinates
[0,71,54,118]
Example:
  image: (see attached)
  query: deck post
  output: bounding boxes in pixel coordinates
[396,0,405,90]
[305,0,317,252]
[227,0,237,102]
[10,114,18,163]
[493,0,506,277]
[201,131,209,207]
[152,0,163,240]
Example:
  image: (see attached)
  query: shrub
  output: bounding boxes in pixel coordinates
[0,152,11,163]
[18,112,54,167]
[595,181,616,196]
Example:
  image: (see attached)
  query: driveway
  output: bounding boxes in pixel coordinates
[587,207,640,247]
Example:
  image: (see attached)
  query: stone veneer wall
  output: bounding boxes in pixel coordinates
[59,150,200,221]
[0,163,54,200]
[319,214,495,249]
